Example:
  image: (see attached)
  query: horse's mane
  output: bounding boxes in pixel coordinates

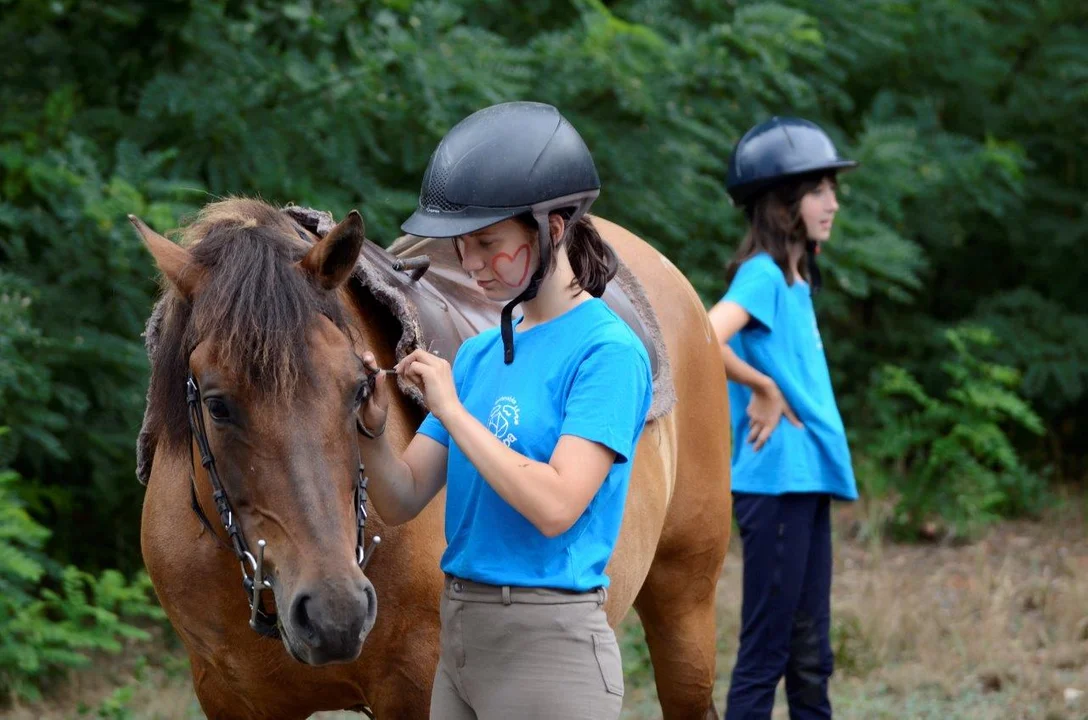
[145,197,351,454]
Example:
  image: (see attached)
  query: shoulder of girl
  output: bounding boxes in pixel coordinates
[594,334,649,373]
[741,255,786,283]
[743,253,778,272]
[449,329,496,366]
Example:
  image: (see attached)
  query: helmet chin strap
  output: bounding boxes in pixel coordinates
[500,214,552,364]
[806,239,822,296]
[497,190,598,364]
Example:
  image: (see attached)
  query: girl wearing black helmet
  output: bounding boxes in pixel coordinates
[707,117,860,719]
[357,101,653,719]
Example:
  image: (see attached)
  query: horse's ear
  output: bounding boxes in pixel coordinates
[128,214,202,299]
[299,210,365,291]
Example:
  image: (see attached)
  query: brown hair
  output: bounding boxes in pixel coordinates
[146,199,351,452]
[516,211,618,297]
[724,173,834,286]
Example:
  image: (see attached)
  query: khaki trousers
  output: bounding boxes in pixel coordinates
[429,575,624,719]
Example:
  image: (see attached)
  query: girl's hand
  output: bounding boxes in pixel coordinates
[746,381,803,451]
[359,351,391,438]
[395,349,460,421]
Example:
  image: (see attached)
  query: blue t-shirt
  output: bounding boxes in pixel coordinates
[417,298,653,591]
[722,253,857,501]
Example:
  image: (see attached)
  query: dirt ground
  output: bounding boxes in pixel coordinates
[4,497,1087,720]
[623,493,1088,720]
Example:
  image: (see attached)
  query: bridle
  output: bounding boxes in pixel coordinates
[184,374,381,638]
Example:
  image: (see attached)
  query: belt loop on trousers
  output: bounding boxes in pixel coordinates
[597,587,607,606]
[502,585,512,605]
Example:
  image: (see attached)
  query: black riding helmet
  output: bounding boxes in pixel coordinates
[725,117,858,294]
[402,101,601,363]
[726,116,857,208]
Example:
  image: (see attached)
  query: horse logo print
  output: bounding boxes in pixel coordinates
[487,395,520,447]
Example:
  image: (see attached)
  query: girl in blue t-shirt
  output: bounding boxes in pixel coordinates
[357,102,652,720]
[707,117,860,720]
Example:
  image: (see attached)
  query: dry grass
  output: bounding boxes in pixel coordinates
[622,494,1088,720]
[5,499,1088,720]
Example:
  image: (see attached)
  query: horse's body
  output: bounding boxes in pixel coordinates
[136,200,731,719]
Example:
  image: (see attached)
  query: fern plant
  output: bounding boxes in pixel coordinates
[0,457,164,704]
[859,327,1048,539]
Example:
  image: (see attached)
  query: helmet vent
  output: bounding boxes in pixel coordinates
[421,164,466,213]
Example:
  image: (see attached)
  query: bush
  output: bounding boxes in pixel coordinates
[0,123,199,570]
[858,326,1048,539]
[0,455,164,704]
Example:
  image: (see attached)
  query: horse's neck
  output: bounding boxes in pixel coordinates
[338,275,404,373]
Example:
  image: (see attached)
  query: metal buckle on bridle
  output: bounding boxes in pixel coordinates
[241,540,274,632]
[185,375,280,637]
[356,465,381,571]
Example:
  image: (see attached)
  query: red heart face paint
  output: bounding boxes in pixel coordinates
[491,243,532,287]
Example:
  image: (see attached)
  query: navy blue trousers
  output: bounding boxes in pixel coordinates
[724,493,834,720]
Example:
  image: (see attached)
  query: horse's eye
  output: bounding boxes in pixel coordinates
[206,398,231,422]
[353,381,369,408]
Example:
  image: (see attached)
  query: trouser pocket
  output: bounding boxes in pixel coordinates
[592,631,625,697]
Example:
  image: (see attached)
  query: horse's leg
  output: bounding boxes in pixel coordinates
[633,566,721,718]
[634,456,731,719]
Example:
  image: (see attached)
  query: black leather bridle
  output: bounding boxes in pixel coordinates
[184,374,380,638]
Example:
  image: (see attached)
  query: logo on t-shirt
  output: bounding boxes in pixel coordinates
[487,396,520,447]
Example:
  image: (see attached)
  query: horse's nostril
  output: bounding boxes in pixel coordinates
[362,581,378,634]
[286,580,374,663]
[291,593,317,642]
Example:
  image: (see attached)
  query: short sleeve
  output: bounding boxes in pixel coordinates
[723,257,781,332]
[559,341,652,464]
[416,411,448,447]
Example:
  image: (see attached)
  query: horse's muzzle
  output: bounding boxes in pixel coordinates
[282,576,378,665]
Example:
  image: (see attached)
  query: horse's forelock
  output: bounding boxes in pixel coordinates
[178,198,304,249]
[146,198,351,453]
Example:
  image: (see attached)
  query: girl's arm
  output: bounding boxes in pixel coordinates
[707,300,802,450]
[708,300,775,393]
[441,410,613,538]
[398,345,645,538]
[356,351,448,526]
[359,431,448,527]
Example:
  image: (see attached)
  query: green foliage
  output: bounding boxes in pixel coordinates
[0,459,164,704]
[830,612,878,678]
[859,327,1048,539]
[0,0,1083,600]
[0,0,1081,706]
[70,654,197,719]
[973,290,1088,409]
[616,612,653,682]
[76,685,139,720]
[0,110,200,567]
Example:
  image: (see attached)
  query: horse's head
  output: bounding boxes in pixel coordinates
[132,199,378,665]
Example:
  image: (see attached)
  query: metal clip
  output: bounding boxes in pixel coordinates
[360,535,381,571]
[249,539,268,630]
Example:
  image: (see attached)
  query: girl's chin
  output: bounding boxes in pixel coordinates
[480,285,523,301]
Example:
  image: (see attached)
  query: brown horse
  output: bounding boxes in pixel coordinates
[132,198,731,719]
